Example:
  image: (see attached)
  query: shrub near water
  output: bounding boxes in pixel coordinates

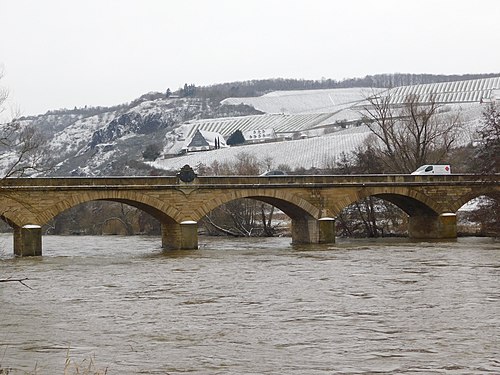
[64,353,108,375]
[0,353,107,375]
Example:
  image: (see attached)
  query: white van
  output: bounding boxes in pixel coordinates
[411,164,451,175]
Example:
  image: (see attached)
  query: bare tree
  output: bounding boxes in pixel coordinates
[361,90,462,173]
[466,103,500,236]
[0,70,8,116]
[198,155,281,237]
[0,121,47,177]
[324,147,407,237]
[475,102,500,173]
[99,203,135,235]
[1,69,47,178]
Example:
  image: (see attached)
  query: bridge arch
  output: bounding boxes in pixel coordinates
[329,186,443,217]
[193,189,328,244]
[193,189,321,222]
[32,190,181,226]
[0,195,33,227]
[450,186,500,213]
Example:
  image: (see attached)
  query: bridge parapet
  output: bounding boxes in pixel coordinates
[0,174,496,188]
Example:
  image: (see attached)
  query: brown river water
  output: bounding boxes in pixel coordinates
[1,235,499,374]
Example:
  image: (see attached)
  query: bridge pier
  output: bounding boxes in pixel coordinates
[161,221,199,250]
[408,213,457,239]
[14,225,42,256]
[291,217,336,244]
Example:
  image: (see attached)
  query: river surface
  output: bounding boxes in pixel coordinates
[1,235,499,374]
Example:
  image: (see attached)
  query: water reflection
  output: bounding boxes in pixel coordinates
[1,234,499,374]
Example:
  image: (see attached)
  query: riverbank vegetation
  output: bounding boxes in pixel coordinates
[0,352,107,375]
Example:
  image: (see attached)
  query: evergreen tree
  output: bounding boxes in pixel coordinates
[226,130,245,146]
[142,144,161,161]
[180,83,196,97]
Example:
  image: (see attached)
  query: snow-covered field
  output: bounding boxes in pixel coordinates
[221,77,500,114]
[221,87,380,114]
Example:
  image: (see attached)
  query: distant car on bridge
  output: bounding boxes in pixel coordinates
[260,170,287,176]
[411,165,451,175]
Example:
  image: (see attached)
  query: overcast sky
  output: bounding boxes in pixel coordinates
[1,0,499,119]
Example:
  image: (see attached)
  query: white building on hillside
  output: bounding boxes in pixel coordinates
[242,128,277,143]
[181,129,228,154]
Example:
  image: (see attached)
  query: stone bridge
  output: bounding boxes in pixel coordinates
[1,172,498,256]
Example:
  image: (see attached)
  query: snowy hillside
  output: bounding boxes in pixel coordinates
[171,77,500,159]
[44,99,181,175]
[15,96,257,176]
[149,102,485,173]
[221,77,500,114]
[4,75,497,178]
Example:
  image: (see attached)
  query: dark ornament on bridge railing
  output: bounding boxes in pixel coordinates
[177,164,197,183]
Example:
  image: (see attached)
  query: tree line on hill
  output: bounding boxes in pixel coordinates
[193,72,500,103]
[16,72,500,121]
